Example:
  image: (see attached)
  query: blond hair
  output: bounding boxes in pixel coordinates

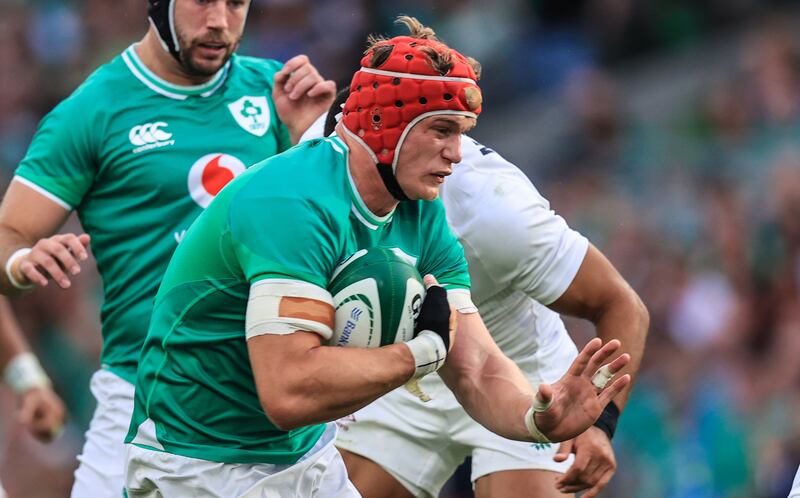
[365,15,481,79]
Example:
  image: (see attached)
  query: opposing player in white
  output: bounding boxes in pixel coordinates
[307,92,648,497]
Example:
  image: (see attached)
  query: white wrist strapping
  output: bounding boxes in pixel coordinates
[405,330,447,379]
[5,248,33,290]
[524,389,554,443]
[4,352,51,393]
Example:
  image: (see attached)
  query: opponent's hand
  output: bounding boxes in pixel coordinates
[414,275,455,351]
[528,338,630,443]
[14,233,90,289]
[553,427,617,497]
[18,386,66,442]
[273,55,336,144]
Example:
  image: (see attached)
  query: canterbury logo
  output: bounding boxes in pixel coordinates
[129,122,175,154]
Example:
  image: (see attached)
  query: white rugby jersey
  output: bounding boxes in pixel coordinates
[439,136,589,366]
[302,115,589,373]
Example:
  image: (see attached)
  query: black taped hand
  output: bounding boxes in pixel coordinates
[414,285,451,350]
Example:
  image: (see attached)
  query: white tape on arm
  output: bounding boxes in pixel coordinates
[5,248,33,290]
[447,288,478,314]
[4,352,51,394]
[523,388,554,443]
[404,330,447,379]
[246,279,334,340]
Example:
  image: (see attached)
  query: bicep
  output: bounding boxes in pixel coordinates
[0,180,71,241]
[548,243,630,319]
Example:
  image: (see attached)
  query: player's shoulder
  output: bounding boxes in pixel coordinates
[233,137,350,210]
[443,136,549,221]
[50,52,129,114]
[230,54,284,85]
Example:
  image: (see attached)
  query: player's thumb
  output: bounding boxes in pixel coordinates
[533,383,554,412]
[79,233,91,247]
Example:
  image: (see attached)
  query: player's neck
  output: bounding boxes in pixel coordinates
[135,29,215,87]
[339,126,398,217]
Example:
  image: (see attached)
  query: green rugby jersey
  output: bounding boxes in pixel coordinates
[126,136,470,464]
[14,45,292,382]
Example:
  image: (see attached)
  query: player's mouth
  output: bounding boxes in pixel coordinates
[196,42,227,58]
[431,170,451,184]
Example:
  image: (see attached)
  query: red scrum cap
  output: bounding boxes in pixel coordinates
[340,34,482,201]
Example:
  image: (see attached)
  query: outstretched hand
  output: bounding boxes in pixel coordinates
[272,55,336,144]
[530,338,630,443]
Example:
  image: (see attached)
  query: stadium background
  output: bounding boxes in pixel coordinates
[1,0,799,496]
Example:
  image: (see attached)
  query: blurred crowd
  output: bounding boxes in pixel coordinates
[1,0,799,497]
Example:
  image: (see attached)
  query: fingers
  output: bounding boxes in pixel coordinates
[597,373,631,406]
[584,339,621,377]
[553,439,574,463]
[581,472,614,498]
[19,389,66,442]
[556,450,589,492]
[275,55,330,101]
[307,80,337,99]
[17,234,89,289]
[281,54,311,74]
[567,338,602,377]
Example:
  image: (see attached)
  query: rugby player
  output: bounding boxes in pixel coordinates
[0,1,334,495]
[124,17,631,497]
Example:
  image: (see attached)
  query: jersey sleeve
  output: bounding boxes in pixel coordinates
[418,200,471,290]
[14,92,98,210]
[228,194,341,288]
[466,178,588,305]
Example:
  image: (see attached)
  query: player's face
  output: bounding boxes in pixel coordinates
[174,0,250,76]
[394,115,476,201]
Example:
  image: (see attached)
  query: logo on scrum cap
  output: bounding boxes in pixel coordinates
[187,153,246,208]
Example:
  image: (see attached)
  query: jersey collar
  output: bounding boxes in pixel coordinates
[329,136,395,230]
[122,44,231,100]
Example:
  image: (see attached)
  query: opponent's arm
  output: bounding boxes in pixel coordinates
[0,180,90,295]
[0,296,66,441]
[549,243,649,410]
[439,311,630,443]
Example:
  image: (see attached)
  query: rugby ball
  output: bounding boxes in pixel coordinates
[327,247,425,348]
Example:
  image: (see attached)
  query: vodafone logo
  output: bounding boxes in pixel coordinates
[188,153,246,208]
[129,122,174,154]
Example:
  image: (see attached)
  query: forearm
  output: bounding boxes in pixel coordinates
[0,297,29,367]
[590,290,648,409]
[291,343,415,424]
[440,347,534,441]
[250,332,416,430]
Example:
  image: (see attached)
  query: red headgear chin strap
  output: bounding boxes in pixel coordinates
[341,36,482,201]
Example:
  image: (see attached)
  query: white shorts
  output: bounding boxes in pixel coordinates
[71,369,134,498]
[336,334,578,498]
[125,423,361,498]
